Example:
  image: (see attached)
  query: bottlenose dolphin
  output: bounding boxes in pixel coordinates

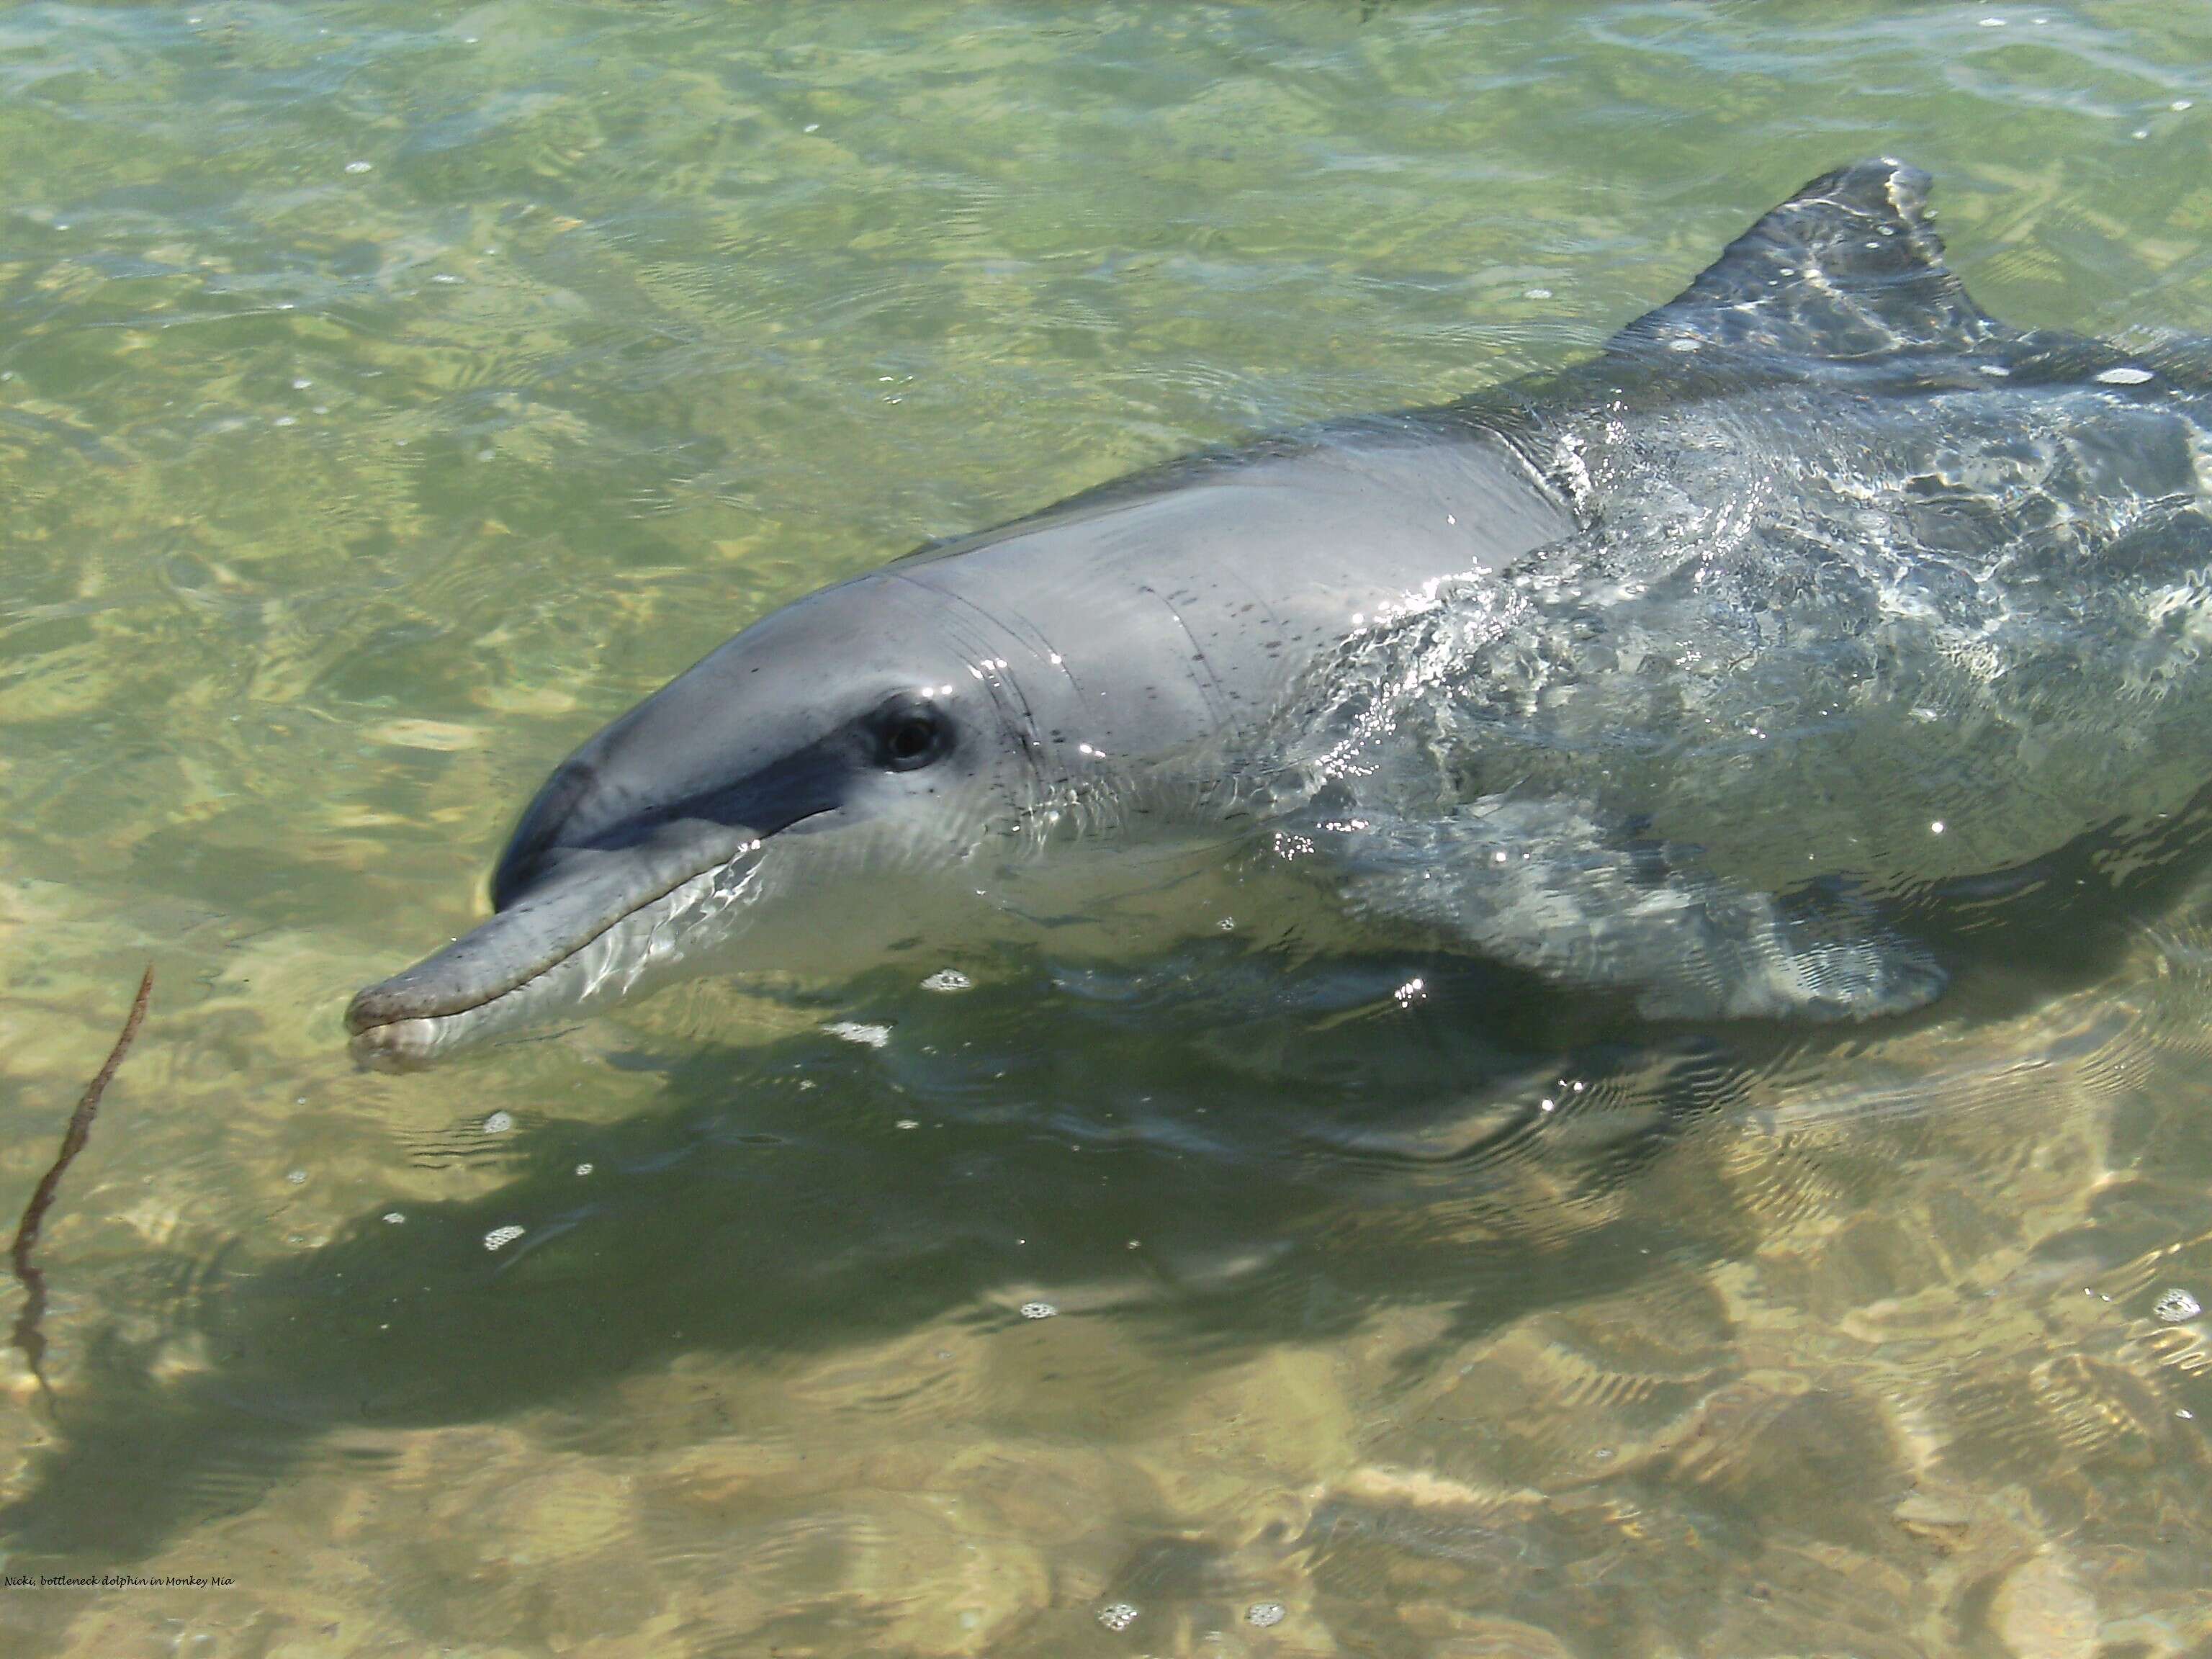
[349,160,2212,1068]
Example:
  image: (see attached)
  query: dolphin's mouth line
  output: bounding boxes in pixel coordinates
[349,860,721,1033]
[345,818,804,1041]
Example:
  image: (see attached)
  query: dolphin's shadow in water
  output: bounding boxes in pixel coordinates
[6,796,2208,1562]
[3,948,1766,1564]
[1899,786,2212,1006]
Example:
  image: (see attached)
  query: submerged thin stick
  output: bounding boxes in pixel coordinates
[9,965,154,1404]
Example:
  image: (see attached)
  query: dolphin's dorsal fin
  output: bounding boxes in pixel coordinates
[1606,158,2007,364]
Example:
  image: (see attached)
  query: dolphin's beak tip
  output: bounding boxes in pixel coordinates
[346,1009,441,1073]
[345,972,442,1071]
[343,977,403,1037]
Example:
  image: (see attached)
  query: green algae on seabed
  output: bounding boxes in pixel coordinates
[5,1,2212,1655]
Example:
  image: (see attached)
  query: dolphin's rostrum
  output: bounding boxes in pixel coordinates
[349,161,2212,1068]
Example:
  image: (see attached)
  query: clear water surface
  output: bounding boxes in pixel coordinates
[4,2,2212,1654]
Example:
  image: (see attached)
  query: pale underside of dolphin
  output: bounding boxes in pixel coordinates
[347,159,2212,1069]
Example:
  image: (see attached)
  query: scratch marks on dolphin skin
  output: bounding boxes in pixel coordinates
[889,567,1061,804]
[1139,580,1235,736]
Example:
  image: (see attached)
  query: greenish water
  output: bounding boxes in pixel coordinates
[6,1,2212,1653]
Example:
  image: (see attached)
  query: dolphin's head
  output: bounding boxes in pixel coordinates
[346,572,1055,1069]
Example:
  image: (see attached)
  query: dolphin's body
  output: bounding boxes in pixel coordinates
[349,161,2212,1068]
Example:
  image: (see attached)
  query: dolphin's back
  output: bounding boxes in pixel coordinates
[1282,161,2212,908]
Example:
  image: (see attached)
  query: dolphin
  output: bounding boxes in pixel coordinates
[348,159,2212,1069]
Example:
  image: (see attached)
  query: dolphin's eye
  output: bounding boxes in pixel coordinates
[870,697,953,772]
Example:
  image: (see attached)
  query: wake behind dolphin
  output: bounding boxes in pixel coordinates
[349,161,2212,1069]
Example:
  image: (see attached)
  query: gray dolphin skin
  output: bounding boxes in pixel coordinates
[348,160,2212,1068]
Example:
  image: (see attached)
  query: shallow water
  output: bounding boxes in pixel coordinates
[6,1,2212,1653]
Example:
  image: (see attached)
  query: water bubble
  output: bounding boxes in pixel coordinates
[1524,287,1552,300]
[484,1225,525,1251]
[383,1212,405,1224]
[824,1020,891,1048]
[1667,337,1701,352]
[284,1169,308,1185]
[920,968,971,992]
[1929,820,1944,835]
[2096,365,2154,385]
[1979,14,2007,25]
[895,1118,919,1130]
[1019,1300,1058,1320]
[272,415,297,427]
[482,1110,514,1135]
[1246,1601,1287,1628]
[291,377,312,390]
[575,1162,593,1176]
[2154,1287,2201,1322]
[2175,100,2194,111]
[1097,1602,1138,1632]
[803,123,821,133]
[344,161,373,174]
